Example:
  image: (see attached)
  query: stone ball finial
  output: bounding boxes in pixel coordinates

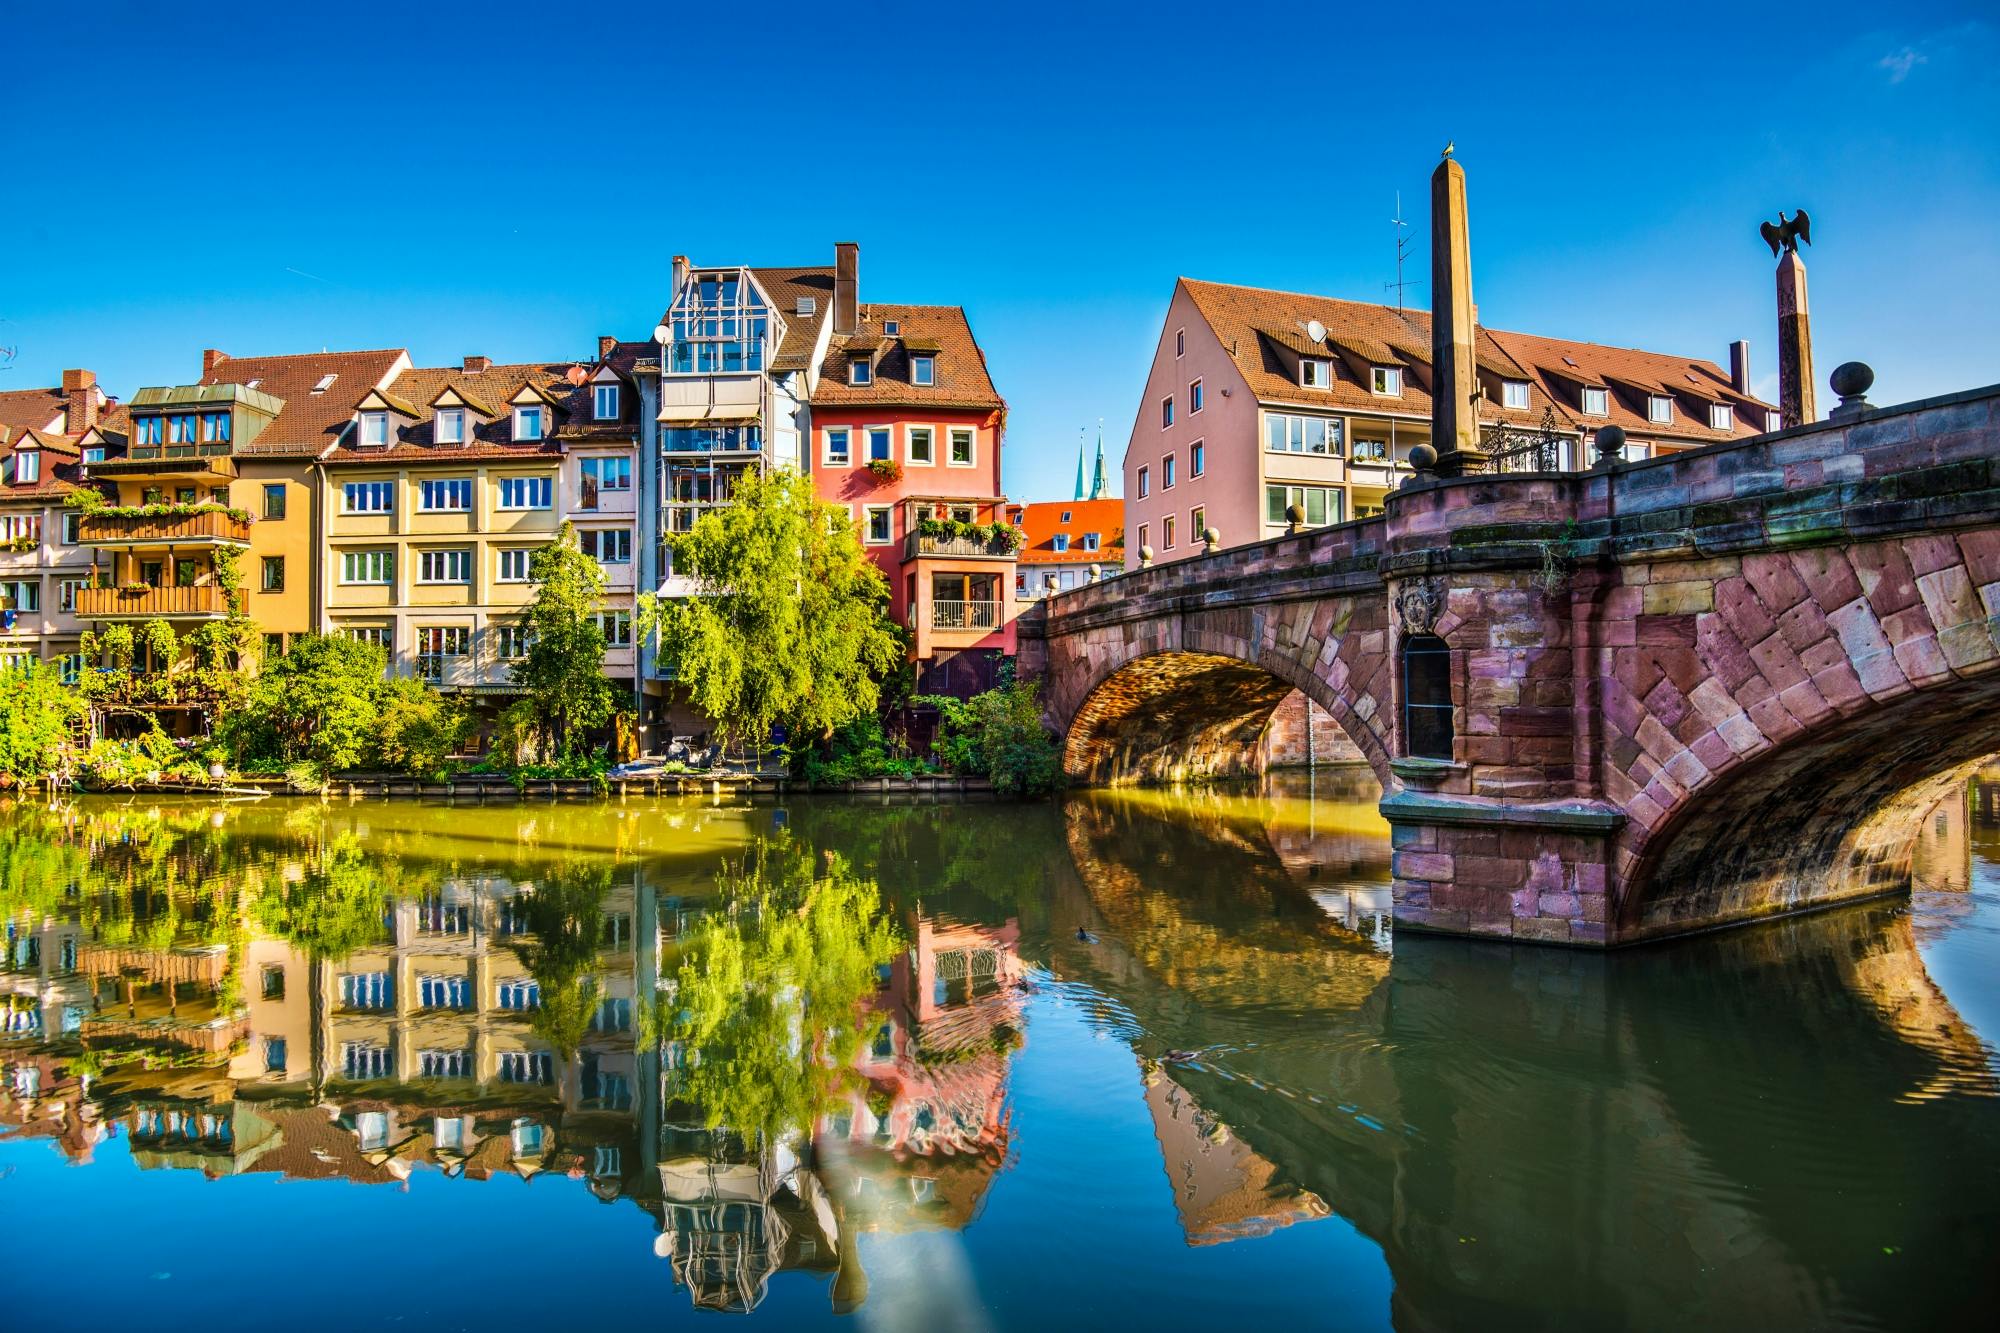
[1591,425,1627,470]
[1284,503,1305,534]
[1201,526,1220,552]
[1138,544,1154,568]
[1830,361,1874,398]
[1407,443,1437,471]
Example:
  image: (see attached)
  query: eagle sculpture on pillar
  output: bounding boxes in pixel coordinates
[1760,209,1812,257]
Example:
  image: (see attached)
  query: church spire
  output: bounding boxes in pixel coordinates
[1088,421,1110,500]
[1074,429,1087,501]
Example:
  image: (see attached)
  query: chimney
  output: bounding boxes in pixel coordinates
[61,369,99,435]
[202,348,226,375]
[1729,340,1751,394]
[598,335,617,361]
[463,355,490,374]
[834,241,859,335]
[671,255,690,293]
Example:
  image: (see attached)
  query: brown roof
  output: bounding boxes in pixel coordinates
[200,348,409,457]
[0,385,69,443]
[551,341,649,445]
[1180,278,1772,444]
[746,267,836,371]
[810,303,1005,412]
[322,360,570,465]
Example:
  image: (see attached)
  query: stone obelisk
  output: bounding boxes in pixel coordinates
[1430,148,1485,476]
[1776,248,1816,428]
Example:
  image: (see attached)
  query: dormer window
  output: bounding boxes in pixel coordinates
[83,446,106,464]
[883,320,900,337]
[1302,359,1333,389]
[13,451,40,484]
[435,408,465,445]
[136,416,164,446]
[1648,395,1673,424]
[1765,410,1782,432]
[849,358,872,386]
[311,373,338,394]
[1082,532,1100,552]
[797,296,817,317]
[358,411,389,447]
[1370,366,1401,396]
[514,405,545,441]
[911,354,935,386]
[594,383,619,420]
[1052,534,1070,553]
[1582,386,1609,416]
[1502,380,1531,410]
[1709,403,1733,431]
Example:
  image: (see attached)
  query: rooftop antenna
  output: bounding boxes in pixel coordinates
[1384,191,1424,311]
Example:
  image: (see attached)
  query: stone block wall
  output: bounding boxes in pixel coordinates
[1259,689,1366,768]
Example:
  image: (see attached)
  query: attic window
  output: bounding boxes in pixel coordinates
[1502,380,1531,410]
[1582,386,1609,416]
[358,412,389,447]
[1060,510,1072,523]
[911,355,935,387]
[312,373,338,394]
[13,450,40,484]
[849,358,872,386]
[83,446,106,464]
[797,297,817,317]
[1370,366,1401,396]
[1709,403,1733,431]
[435,408,465,445]
[883,320,900,337]
[1302,359,1332,389]
[514,405,546,441]
[1765,410,1782,432]
[245,378,263,389]
[1648,395,1674,424]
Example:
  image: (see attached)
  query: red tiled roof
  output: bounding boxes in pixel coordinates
[1013,498,1125,564]
[322,360,570,466]
[201,348,409,456]
[1180,278,1773,445]
[0,385,69,442]
[810,304,1004,412]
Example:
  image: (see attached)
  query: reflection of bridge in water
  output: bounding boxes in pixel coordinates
[1044,784,2000,1330]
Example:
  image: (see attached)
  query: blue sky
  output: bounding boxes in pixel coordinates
[3,1,1994,501]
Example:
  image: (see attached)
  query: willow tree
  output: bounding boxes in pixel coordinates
[514,522,614,760]
[638,469,902,749]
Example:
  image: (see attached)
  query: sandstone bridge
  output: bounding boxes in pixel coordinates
[1017,383,2000,945]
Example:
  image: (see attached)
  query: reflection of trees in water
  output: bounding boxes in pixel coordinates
[503,862,612,1061]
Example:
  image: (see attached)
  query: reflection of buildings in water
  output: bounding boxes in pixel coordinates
[1910,784,1972,896]
[1142,1066,1329,1246]
[650,1123,841,1314]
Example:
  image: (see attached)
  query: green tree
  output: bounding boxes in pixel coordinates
[926,680,1064,798]
[0,662,88,785]
[513,522,614,760]
[221,633,389,771]
[639,469,902,748]
[651,838,901,1138]
[374,676,469,780]
[250,833,393,960]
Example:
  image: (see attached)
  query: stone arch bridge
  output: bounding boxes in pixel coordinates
[1017,384,2000,945]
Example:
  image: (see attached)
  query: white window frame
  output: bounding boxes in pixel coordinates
[1370,366,1401,396]
[82,446,106,464]
[1709,403,1734,431]
[342,480,394,514]
[434,408,465,444]
[863,505,893,546]
[1302,359,1332,389]
[1502,380,1531,410]
[418,477,473,512]
[580,527,632,565]
[947,427,975,468]
[849,358,873,386]
[906,425,935,466]
[418,548,472,584]
[1081,532,1100,552]
[358,411,389,447]
[496,475,552,510]
[911,355,934,387]
[823,427,851,467]
[596,609,633,646]
[15,451,39,483]
[1582,386,1609,416]
[1052,533,1070,553]
[866,425,894,464]
[339,549,394,585]
[1765,410,1782,432]
[883,319,900,337]
[1648,395,1673,424]
[497,548,534,583]
[513,405,545,441]
[593,383,619,420]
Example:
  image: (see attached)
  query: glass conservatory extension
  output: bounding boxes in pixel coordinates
[664,271,772,375]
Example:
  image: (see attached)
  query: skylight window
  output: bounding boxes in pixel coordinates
[312,373,338,393]
[883,320,900,337]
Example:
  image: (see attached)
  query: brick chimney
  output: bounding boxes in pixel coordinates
[1729,340,1751,395]
[202,348,227,376]
[598,335,617,361]
[834,241,859,335]
[463,355,490,373]
[60,368,98,435]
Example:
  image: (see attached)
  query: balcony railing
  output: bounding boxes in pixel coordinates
[928,600,1003,631]
[77,510,252,547]
[75,584,231,620]
[902,531,1019,561]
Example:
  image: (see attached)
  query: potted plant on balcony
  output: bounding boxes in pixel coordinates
[866,458,903,485]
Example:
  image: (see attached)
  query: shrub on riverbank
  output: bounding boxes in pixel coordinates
[925,681,1064,798]
[0,662,89,787]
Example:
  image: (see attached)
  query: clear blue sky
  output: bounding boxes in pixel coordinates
[3,1,1994,502]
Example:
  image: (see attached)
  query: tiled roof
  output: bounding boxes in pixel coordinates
[1179,278,1772,444]
[322,360,570,465]
[551,340,648,445]
[0,428,89,501]
[0,385,68,443]
[810,304,1005,412]
[1014,498,1126,564]
[747,266,835,371]
[201,348,409,457]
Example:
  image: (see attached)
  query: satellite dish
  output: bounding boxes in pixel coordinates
[1305,319,1327,343]
[565,365,589,386]
[652,324,671,343]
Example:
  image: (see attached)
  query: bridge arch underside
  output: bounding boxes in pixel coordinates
[1624,672,2000,940]
[1061,651,1382,788]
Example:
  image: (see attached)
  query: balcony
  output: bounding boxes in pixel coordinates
[75,584,232,620]
[87,444,237,479]
[903,530,1020,562]
[925,600,1004,632]
[77,509,252,549]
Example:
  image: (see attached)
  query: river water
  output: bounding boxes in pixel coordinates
[2,770,1996,1331]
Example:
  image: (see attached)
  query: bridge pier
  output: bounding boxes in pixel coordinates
[1025,384,2000,945]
